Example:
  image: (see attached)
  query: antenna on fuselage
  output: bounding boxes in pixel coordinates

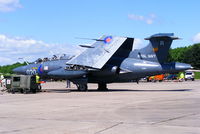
[75,37,104,42]
[18,58,29,65]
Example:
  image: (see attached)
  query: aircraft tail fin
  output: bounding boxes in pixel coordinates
[131,33,179,63]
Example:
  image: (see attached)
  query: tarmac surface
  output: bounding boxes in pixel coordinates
[0,81,200,134]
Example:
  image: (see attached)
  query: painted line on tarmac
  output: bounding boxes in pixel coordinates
[95,122,123,134]
[151,113,199,125]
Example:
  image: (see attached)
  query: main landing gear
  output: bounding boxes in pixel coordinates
[76,83,108,91]
[97,83,108,91]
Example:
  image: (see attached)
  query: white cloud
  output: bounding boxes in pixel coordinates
[0,0,22,12]
[192,33,200,43]
[146,19,153,25]
[0,56,12,63]
[133,38,146,50]
[128,14,144,21]
[0,34,82,65]
[128,13,156,25]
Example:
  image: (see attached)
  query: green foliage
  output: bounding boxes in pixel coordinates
[0,62,26,74]
[195,72,200,79]
[183,44,200,69]
[168,47,188,62]
[168,43,200,69]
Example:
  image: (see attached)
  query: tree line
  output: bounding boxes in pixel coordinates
[0,62,26,74]
[168,43,200,69]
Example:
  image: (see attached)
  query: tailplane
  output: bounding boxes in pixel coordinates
[130,33,179,63]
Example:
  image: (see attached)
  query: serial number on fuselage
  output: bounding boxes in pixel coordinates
[138,54,156,58]
[26,69,37,75]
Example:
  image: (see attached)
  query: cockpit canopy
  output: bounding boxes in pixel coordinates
[33,54,75,64]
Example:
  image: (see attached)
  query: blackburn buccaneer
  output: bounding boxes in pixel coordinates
[13,33,192,91]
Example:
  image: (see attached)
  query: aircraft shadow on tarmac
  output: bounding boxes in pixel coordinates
[44,89,192,93]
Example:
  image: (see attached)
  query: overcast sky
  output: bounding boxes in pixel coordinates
[0,0,200,65]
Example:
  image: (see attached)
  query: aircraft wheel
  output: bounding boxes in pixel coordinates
[23,88,29,94]
[37,84,42,92]
[11,88,15,94]
[77,84,88,91]
[31,88,36,93]
[97,83,108,91]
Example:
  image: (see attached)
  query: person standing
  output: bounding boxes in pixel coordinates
[35,74,42,92]
[66,80,71,88]
[179,72,185,82]
[0,74,4,87]
[36,74,40,84]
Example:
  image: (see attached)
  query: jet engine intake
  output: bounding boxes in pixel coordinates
[48,68,87,79]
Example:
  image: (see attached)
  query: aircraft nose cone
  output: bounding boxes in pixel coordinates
[13,66,25,74]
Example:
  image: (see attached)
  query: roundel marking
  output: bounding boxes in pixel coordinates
[38,64,43,74]
[104,36,113,44]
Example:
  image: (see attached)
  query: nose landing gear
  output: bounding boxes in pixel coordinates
[76,84,88,91]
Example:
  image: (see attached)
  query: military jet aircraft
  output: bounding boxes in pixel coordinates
[13,33,192,91]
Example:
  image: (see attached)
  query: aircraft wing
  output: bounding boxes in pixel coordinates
[67,35,128,69]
